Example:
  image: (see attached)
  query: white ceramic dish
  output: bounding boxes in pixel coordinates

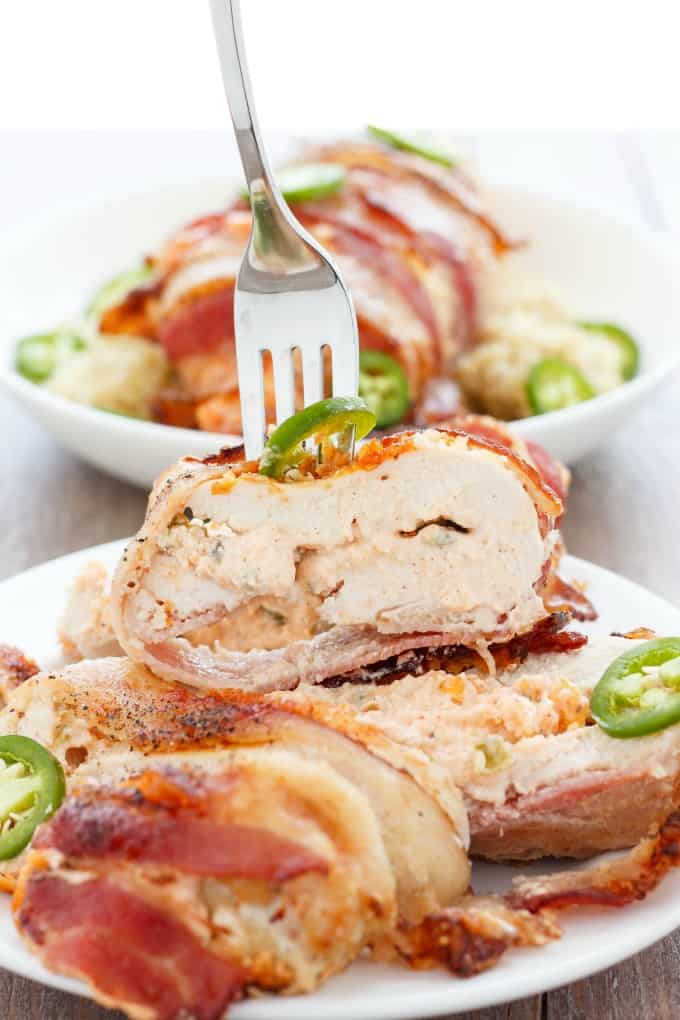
[1,181,679,487]
[1,542,680,1017]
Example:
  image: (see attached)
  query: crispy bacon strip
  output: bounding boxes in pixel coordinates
[99,276,163,340]
[298,210,442,367]
[355,189,478,349]
[15,874,245,1020]
[98,141,513,429]
[0,643,39,708]
[393,898,560,976]
[10,645,680,1017]
[3,658,469,922]
[525,440,569,503]
[509,808,680,913]
[422,230,478,346]
[468,768,677,863]
[145,620,582,696]
[17,804,680,1017]
[413,377,465,427]
[612,627,657,641]
[543,574,598,623]
[314,142,513,253]
[158,287,234,362]
[159,212,229,272]
[151,389,200,430]
[401,803,680,978]
[33,775,328,882]
[320,613,584,687]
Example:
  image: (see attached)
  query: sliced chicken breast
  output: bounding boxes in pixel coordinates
[58,560,122,659]
[11,651,680,1020]
[5,654,474,1020]
[15,752,395,1013]
[59,420,576,666]
[0,655,470,918]
[280,633,680,859]
[110,427,564,694]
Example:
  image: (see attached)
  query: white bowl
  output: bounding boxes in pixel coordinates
[1,181,679,487]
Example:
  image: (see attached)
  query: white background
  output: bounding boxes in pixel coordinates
[1,0,680,132]
[3,0,679,231]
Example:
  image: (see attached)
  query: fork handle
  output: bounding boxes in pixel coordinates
[209,0,281,206]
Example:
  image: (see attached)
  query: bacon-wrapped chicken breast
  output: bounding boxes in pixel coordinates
[0,656,469,907]
[110,426,568,693]
[96,141,509,433]
[3,656,471,1019]
[7,649,680,1020]
[281,633,680,860]
[15,135,638,429]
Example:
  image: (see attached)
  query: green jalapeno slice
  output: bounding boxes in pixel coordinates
[526,357,595,415]
[367,126,458,168]
[590,638,680,738]
[259,397,376,478]
[0,735,65,859]
[579,321,640,381]
[241,163,346,205]
[358,350,410,428]
[15,331,86,383]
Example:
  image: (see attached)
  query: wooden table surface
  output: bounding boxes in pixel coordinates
[1,132,679,1019]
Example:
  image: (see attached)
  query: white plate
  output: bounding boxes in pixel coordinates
[1,177,680,487]
[0,542,679,1017]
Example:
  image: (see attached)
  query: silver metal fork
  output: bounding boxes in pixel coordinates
[209,0,359,460]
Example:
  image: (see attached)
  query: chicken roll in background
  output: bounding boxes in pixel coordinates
[18,133,638,432]
[99,139,508,433]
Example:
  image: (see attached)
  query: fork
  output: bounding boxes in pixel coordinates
[208,0,359,460]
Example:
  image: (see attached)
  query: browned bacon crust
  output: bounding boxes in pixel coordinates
[33,771,328,883]
[10,646,680,1018]
[15,873,245,1020]
[321,613,586,688]
[10,687,468,1018]
[509,807,680,912]
[312,142,513,254]
[0,643,39,707]
[398,803,680,978]
[469,770,678,862]
[393,899,560,976]
[297,209,443,380]
[542,575,597,623]
[3,656,469,921]
[18,779,680,1018]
